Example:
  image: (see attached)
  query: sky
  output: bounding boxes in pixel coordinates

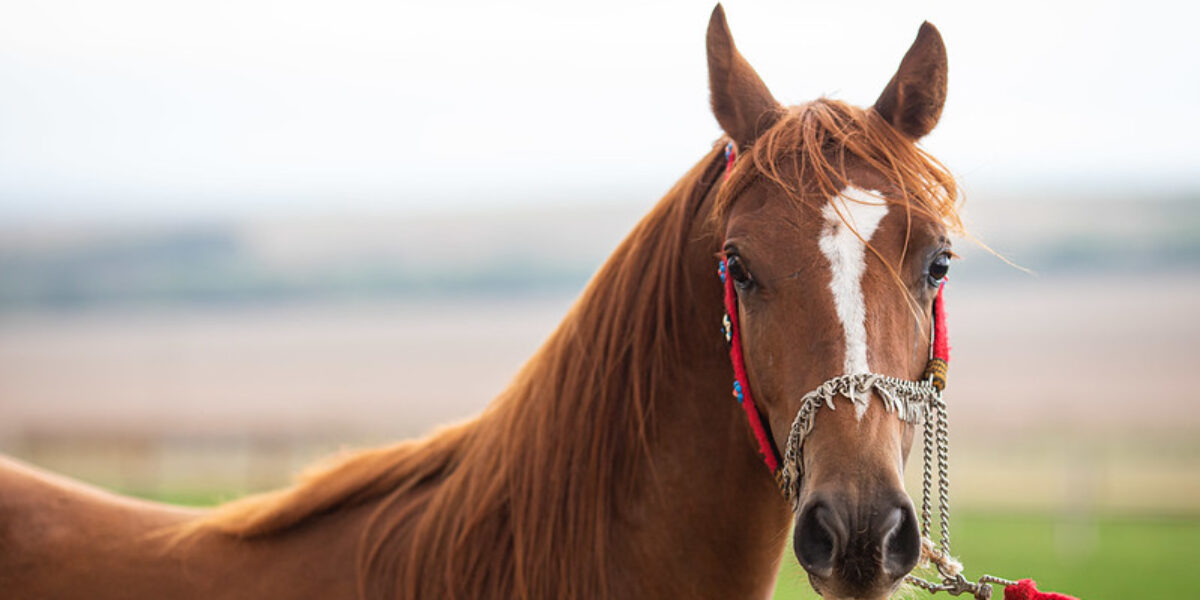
[1,0,1197,224]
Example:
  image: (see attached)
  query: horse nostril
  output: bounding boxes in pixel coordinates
[881,504,921,577]
[793,501,842,578]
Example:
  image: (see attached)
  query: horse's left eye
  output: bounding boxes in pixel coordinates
[928,253,950,286]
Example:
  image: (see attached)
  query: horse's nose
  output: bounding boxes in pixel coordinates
[793,496,842,578]
[879,499,921,577]
[793,492,922,589]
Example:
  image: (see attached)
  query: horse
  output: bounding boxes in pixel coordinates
[0,6,962,600]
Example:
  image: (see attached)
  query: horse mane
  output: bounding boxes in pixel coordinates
[176,143,728,599]
[175,98,960,599]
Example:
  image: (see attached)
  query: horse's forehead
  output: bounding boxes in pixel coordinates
[733,184,897,240]
[724,160,943,257]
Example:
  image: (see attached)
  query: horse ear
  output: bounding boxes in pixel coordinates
[873,22,948,140]
[707,5,781,146]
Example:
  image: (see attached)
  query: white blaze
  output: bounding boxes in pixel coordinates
[817,187,889,419]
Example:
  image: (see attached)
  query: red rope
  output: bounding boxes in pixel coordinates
[722,260,780,472]
[1004,579,1080,600]
[932,281,949,362]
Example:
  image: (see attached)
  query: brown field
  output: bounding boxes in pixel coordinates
[2,272,1198,513]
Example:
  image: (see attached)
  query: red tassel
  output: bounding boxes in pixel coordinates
[1003,579,1080,600]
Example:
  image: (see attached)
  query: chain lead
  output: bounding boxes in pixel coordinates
[921,401,936,538]
[934,394,952,557]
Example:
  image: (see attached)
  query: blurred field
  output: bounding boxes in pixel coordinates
[2,235,1199,598]
[4,272,1199,507]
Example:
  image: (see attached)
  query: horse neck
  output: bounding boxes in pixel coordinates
[534,162,792,598]
[354,149,793,600]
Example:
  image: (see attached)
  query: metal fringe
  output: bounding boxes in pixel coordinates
[777,373,938,509]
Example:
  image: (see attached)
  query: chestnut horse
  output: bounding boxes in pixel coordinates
[0,6,962,600]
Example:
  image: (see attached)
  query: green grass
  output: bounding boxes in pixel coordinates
[120,487,247,507]
[773,512,1200,600]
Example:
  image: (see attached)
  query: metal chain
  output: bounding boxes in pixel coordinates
[979,575,1018,587]
[921,401,936,539]
[904,572,994,599]
[904,570,1018,600]
[934,394,953,557]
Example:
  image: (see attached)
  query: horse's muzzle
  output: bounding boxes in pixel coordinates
[793,489,922,598]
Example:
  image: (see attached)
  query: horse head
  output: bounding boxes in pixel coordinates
[705,6,958,598]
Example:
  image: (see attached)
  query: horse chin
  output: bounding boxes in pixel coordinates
[806,573,902,600]
[806,574,826,597]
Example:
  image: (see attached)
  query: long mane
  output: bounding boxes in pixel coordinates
[178,144,728,599]
[176,99,961,599]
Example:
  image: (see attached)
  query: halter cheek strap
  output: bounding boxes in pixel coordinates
[719,259,782,473]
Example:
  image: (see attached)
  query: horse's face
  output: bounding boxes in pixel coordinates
[720,161,948,599]
[707,7,952,599]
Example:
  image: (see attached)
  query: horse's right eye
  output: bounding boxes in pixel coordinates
[927,253,950,287]
[726,255,754,290]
